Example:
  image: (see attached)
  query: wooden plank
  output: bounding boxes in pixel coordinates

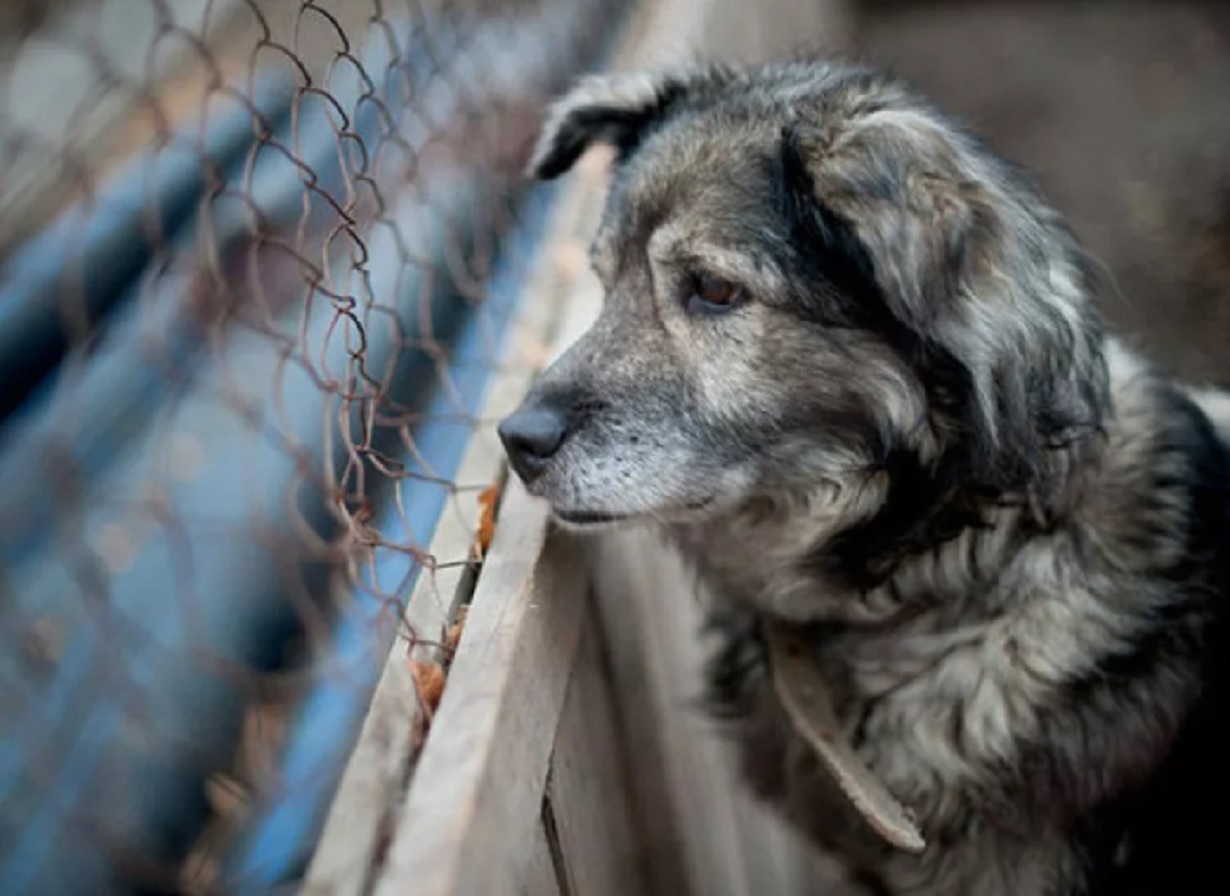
[544,596,651,896]
[370,486,589,896]
[589,532,752,896]
[522,816,565,896]
[579,537,696,896]
[687,0,852,65]
[297,643,419,896]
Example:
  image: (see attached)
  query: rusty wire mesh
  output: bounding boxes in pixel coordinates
[0,1,620,893]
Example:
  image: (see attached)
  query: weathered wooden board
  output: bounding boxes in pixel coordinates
[522,817,565,896]
[544,597,650,896]
[372,487,588,896]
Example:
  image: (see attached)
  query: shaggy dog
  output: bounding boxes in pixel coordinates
[498,61,1230,895]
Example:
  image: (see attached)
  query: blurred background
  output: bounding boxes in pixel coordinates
[0,1,1227,895]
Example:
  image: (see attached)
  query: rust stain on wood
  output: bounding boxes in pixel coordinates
[475,483,501,557]
[408,659,446,718]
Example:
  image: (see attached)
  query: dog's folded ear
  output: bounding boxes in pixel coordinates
[527,71,687,180]
[776,121,980,335]
[778,117,1106,493]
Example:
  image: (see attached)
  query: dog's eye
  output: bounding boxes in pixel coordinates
[686,274,744,316]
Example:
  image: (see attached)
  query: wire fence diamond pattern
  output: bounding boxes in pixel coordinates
[0,1,619,893]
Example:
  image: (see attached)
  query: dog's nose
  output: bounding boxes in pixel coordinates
[498,406,568,483]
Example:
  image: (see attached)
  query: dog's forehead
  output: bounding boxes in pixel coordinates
[595,113,781,257]
[639,105,780,195]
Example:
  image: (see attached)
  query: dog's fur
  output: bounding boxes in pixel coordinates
[501,61,1230,895]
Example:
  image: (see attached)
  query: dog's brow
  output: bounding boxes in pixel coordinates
[648,222,787,295]
[646,220,682,261]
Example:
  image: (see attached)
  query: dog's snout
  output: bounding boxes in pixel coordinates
[498,406,569,483]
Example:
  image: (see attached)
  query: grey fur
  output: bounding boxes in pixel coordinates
[502,61,1230,895]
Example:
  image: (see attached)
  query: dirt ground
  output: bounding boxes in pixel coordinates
[845,0,1230,385]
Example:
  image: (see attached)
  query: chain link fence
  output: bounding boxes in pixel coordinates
[0,1,623,893]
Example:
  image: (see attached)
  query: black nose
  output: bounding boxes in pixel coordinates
[498,406,569,483]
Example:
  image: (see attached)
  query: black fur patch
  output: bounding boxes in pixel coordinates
[776,124,884,319]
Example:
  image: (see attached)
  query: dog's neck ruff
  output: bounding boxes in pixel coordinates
[763,619,927,854]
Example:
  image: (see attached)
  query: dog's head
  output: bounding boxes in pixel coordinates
[500,62,1107,533]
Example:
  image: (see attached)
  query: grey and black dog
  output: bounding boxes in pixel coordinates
[498,61,1230,895]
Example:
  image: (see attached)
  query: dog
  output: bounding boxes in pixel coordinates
[498,60,1230,895]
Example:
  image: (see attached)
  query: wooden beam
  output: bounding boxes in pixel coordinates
[370,488,588,896]
[544,597,651,896]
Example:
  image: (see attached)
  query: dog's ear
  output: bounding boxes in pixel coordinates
[528,72,686,180]
[778,122,983,334]
[780,120,1105,492]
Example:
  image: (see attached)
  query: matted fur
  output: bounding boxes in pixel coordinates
[501,60,1230,895]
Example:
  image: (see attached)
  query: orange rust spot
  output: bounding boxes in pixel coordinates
[476,483,501,555]
[408,659,446,716]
